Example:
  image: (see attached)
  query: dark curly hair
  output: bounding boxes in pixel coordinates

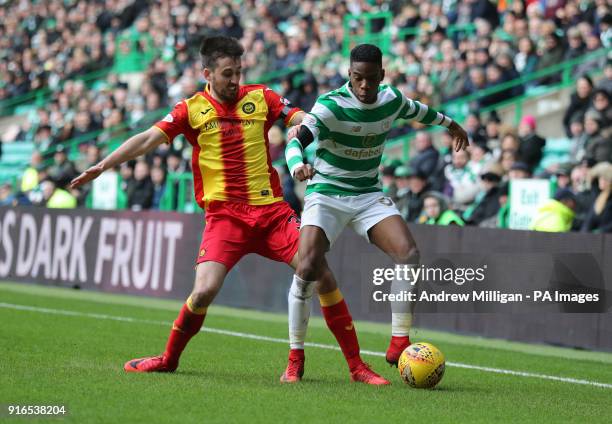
[350,44,382,66]
[199,36,244,69]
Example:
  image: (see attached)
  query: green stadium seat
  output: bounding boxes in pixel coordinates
[0,164,23,186]
[536,137,573,173]
[0,142,35,166]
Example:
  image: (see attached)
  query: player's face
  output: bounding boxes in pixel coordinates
[205,56,241,103]
[348,62,384,104]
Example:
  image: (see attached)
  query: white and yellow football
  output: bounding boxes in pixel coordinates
[398,342,445,388]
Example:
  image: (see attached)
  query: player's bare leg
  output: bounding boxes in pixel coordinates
[282,225,389,385]
[368,215,419,366]
[124,261,227,373]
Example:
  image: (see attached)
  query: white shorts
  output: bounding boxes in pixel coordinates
[301,191,401,246]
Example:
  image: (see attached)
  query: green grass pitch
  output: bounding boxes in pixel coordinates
[1,281,611,423]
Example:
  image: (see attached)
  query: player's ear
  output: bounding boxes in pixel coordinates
[203,67,212,81]
[380,68,385,82]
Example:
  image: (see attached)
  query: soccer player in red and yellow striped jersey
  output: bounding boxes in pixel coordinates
[71,36,388,385]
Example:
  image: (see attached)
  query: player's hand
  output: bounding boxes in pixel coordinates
[293,164,314,182]
[448,121,469,152]
[70,163,105,189]
[287,124,301,140]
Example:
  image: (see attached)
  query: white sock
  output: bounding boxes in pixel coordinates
[288,274,315,350]
[391,264,418,337]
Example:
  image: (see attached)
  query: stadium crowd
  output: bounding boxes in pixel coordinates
[0,0,611,232]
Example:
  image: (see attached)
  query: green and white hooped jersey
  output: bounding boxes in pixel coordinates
[288,82,452,196]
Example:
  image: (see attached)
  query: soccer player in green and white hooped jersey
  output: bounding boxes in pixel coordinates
[280,44,469,382]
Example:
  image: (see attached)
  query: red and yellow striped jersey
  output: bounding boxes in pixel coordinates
[154,84,301,210]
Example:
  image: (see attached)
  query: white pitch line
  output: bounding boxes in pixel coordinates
[1,301,611,390]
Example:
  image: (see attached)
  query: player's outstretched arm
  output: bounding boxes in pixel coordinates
[70,127,167,189]
[399,96,469,152]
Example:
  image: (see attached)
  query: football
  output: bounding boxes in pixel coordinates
[398,342,446,388]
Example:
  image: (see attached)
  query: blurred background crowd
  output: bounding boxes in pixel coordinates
[0,0,610,232]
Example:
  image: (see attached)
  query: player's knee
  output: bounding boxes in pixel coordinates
[188,289,215,309]
[316,267,338,294]
[296,251,324,281]
[191,278,222,308]
[390,241,420,265]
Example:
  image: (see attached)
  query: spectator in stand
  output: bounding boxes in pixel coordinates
[508,161,532,180]
[267,125,285,163]
[480,64,513,107]
[563,76,594,137]
[569,115,589,162]
[166,150,189,174]
[583,111,612,164]
[128,160,154,211]
[464,164,504,226]
[581,162,612,233]
[20,151,43,194]
[596,59,612,94]
[430,131,454,192]
[392,165,410,206]
[463,113,488,148]
[514,37,539,79]
[151,165,166,210]
[564,28,586,64]
[47,145,77,189]
[408,131,439,180]
[381,164,398,198]
[570,163,593,228]
[0,183,16,206]
[574,30,607,77]
[296,74,319,112]
[444,149,480,208]
[517,115,545,173]
[499,149,519,178]
[394,166,430,223]
[40,179,77,209]
[484,112,503,152]
[468,141,493,177]
[554,164,573,190]
[535,33,565,85]
[466,67,487,105]
[119,160,136,200]
[422,191,465,226]
[590,89,612,129]
[530,189,577,232]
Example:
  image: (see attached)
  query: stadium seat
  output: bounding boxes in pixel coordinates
[535,137,573,173]
[0,142,35,166]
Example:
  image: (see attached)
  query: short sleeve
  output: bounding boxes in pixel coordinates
[153,101,190,142]
[263,87,302,126]
[302,100,334,139]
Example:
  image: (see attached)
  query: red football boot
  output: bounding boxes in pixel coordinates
[385,336,411,367]
[350,362,390,385]
[124,355,177,373]
[280,349,305,383]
